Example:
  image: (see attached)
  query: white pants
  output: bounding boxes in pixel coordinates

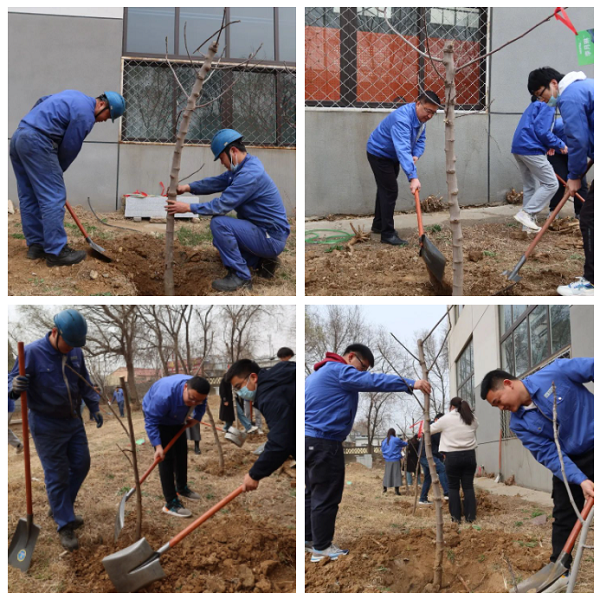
[513,153,559,215]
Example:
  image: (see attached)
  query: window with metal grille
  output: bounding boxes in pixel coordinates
[122,8,295,147]
[305,6,487,110]
[456,337,475,408]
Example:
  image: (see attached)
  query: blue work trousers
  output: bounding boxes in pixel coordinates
[235,402,253,431]
[210,216,286,280]
[29,411,91,531]
[420,455,449,500]
[9,125,68,256]
[117,401,124,418]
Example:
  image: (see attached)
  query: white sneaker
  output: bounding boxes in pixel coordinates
[557,277,594,296]
[247,425,259,434]
[310,543,349,563]
[514,210,541,232]
[541,574,568,593]
[522,225,538,234]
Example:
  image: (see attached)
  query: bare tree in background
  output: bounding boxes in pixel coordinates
[139,306,173,377]
[220,305,269,363]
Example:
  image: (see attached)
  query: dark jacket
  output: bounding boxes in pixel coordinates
[431,430,443,460]
[406,436,420,474]
[249,361,296,480]
[218,378,235,423]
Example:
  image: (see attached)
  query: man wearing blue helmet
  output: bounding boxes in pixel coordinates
[166,129,291,292]
[10,90,125,267]
[8,309,102,551]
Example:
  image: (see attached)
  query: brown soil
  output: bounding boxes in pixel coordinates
[8,395,296,593]
[305,462,593,593]
[305,219,584,296]
[8,207,295,296]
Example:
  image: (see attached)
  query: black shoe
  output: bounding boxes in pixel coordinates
[26,243,45,260]
[381,233,408,246]
[194,448,202,455]
[255,257,280,279]
[48,508,84,529]
[211,272,253,292]
[58,524,79,551]
[46,245,87,267]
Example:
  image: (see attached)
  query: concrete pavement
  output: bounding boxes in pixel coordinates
[474,476,553,508]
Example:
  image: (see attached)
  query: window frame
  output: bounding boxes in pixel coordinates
[456,336,475,408]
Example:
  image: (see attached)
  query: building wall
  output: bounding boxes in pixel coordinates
[8,11,296,215]
[305,6,594,217]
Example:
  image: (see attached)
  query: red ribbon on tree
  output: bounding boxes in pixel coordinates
[410,420,424,438]
[554,7,578,35]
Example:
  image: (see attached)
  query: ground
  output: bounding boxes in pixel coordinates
[8,206,295,296]
[305,461,593,593]
[8,394,296,593]
[305,218,584,296]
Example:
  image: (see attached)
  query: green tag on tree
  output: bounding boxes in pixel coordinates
[576,29,594,66]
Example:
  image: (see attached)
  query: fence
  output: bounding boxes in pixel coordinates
[305,7,488,110]
[122,57,296,147]
[343,446,382,455]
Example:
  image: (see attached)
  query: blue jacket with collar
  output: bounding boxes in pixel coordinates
[511,101,565,155]
[113,389,124,403]
[509,357,594,485]
[7,333,99,419]
[19,90,97,172]
[305,362,415,442]
[188,154,290,242]
[381,435,407,461]
[558,78,594,179]
[367,103,426,181]
[142,374,207,447]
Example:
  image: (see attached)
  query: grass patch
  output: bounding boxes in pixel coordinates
[177,226,212,246]
[447,549,455,564]
[11,233,25,239]
[477,554,486,562]
[531,509,544,518]
[483,250,497,257]
[324,244,346,253]
[426,224,442,233]
[515,521,523,527]
[91,292,113,296]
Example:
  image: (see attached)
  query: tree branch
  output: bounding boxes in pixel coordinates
[165,37,190,99]
[390,332,421,362]
[382,10,444,62]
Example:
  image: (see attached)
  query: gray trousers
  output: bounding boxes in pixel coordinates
[513,153,559,215]
[8,412,22,448]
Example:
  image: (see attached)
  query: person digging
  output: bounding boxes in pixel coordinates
[10,89,125,267]
[166,129,290,292]
[481,358,594,593]
[142,374,210,517]
[7,309,103,551]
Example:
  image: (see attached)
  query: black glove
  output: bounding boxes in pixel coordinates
[11,375,30,397]
[93,412,103,429]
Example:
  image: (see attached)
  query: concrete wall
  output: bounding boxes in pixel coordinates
[305,7,594,217]
[8,11,296,215]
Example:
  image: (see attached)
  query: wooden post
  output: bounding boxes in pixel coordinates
[121,376,142,541]
[418,339,444,589]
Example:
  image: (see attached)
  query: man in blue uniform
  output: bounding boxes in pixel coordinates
[112,385,125,417]
[142,375,210,517]
[366,91,440,245]
[166,129,291,292]
[10,90,125,267]
[7,309,102,551]
[305,343,431,562]
[528,67,594,295]
[481,358,594,592]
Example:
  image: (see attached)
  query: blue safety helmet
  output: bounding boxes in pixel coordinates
[53,309,88,348]
[104,91,126,121]
[210,129,243,161]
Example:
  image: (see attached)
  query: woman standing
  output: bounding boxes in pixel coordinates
[381,428,407,495]
[430,397,478,523]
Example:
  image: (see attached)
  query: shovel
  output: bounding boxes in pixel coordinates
[65,200,112,262]
[104,485,244,592]
[8,342,41,572]
[414,188,452,295]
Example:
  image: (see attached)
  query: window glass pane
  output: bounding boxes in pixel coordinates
[305,7,340,28]
[550,305,571,354]
[514,319,529,376]
[126,8,175,54]
[178,8,224,57]
[513,305,527,322]
[232,71,276,144]
[501,336,515,375]
[278,7,296,62]
[230,8,275,60]
[280,72,296,145]
[530,306,549,367]
[500,306,512,335]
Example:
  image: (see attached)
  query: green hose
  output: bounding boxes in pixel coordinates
[305,229,355,244]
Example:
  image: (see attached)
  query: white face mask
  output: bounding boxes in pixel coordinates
[230,152,239,173]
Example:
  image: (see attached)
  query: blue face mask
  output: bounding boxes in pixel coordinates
[547,94,559,107]
[230,152,240,173]
[237,383,256,401]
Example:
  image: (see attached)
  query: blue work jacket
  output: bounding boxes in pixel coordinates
[367,102,426,181]
[511,101,565,155]
[509,358,594,485]
[7,333,99,419]
[188,154,290,242]
[113,389,124,403]
[558,76,594,179]
[142,375,207,447]
[19,90,97,172]
[381,436,407,461]
[305,362,415,442]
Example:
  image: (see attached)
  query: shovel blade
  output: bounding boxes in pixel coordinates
[224,428,246,448]
[103,537,165,593]
[420,235,446,282]
[8,517,41,572]
[114,495,127,542]
[509,559,566,593]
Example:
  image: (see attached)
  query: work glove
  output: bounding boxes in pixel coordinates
[93,412,104,429]
[11,375,30,397]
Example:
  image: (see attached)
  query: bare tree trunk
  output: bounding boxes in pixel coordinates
[204,402,224,473]
[165,40,219,295]
[125,360,139,404]
[442,42,464,296]
[418,339,444,589]
[121,376,142,541]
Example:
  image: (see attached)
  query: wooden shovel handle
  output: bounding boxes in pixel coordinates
[414,188,425,238]
[200,421,224,433]
[64,200,90,238]
[563,498,594,554]
[555,173,586,203]
[18,342,34,517]
[168,486,245,549]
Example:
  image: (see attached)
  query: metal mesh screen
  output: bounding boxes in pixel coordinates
[305,7,488,110]
[122,58,296,147]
